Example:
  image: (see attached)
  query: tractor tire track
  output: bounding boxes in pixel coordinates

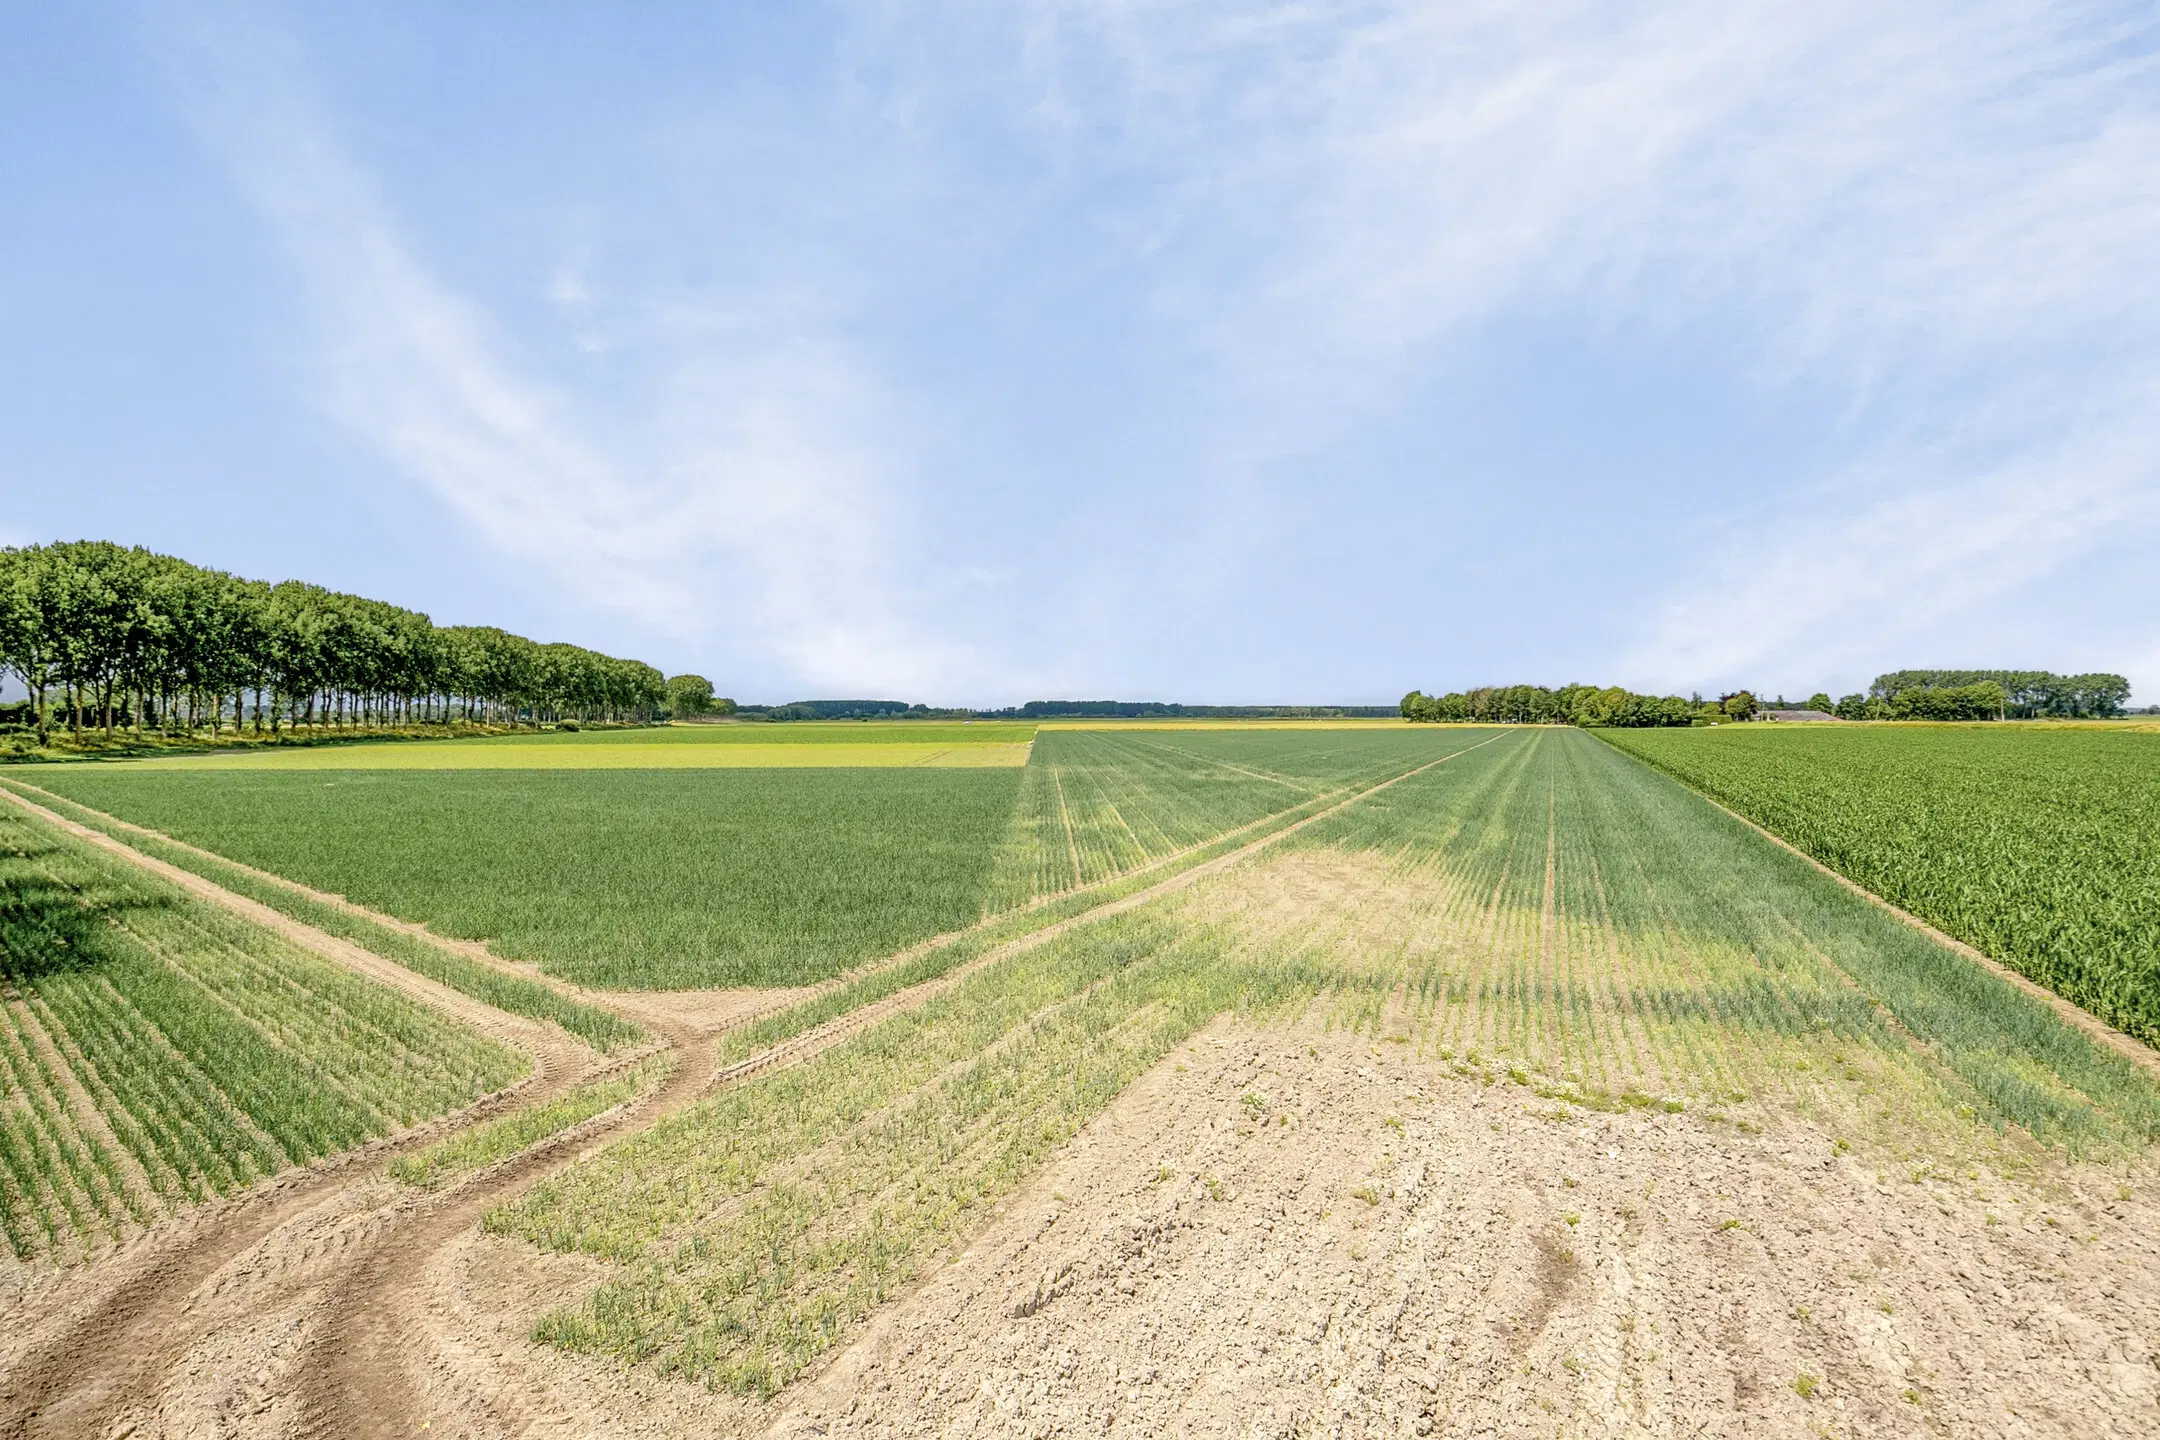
[0,786,602,1440]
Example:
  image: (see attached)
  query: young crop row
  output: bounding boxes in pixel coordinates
[390,1052,670,1191]
[492,900,1310,1394]
[984,728,1480,910]
[1272,730,2160,1152]
[1,780,644,1054]
[1600,726,2160,1047]
[0,801,525,1260]
[495,727,2159,1396]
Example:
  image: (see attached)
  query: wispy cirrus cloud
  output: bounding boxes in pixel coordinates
[134,1,2160,698]
[865,1,2160,690]
[148,3,973,694]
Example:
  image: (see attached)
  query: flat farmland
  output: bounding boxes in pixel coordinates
[26,768,1029,989]
[113,720,1038,771]
[986,727,1471,908]
[8,721,2159,1437]
[480,726,2160,1417]
[29,725,1479,991]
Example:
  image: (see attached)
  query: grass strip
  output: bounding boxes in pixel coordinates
[389,1053,671,1191]
[0,779,646,1055]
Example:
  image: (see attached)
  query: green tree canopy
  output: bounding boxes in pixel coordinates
[665,673,716,718]
[0,541,667,741]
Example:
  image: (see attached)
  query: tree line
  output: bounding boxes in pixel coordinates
[0,541,668,744]
[1811,685,2006,721]
[1399,685,1746,727]
[1404,669,2135,729]
[1868,670,2129,719]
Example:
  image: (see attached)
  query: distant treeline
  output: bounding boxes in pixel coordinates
[1868,670,2129,718]
[981,701,1398,719]
[735,700,966,722]
[0,541,666,743]
[716,698,1399,723]
[1401,685,1722,727]
[1400,670,2136,729]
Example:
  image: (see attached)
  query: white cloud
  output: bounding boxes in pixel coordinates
[906,0,2160,685]
[151,3,972,694]
[1620,391,2160,692]
[145,1,2160,696]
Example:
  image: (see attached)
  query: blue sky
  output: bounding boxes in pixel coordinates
[3,3,2156,706]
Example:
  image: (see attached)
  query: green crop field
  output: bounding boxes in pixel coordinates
[984,727,1484,909]
[25,769,1029,989]
[491,727,2159,1394]
[0,780,645,1054]
[28,728,1479,991]
[1601,725,2160,1045]
[0,798,526,1260]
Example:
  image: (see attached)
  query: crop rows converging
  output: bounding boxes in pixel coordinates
[493,727,2160,1397]
[1600,726,2160,1047]
[0,800,526,1261]
[1238,730,2160,1152]
[984,728,1476,910]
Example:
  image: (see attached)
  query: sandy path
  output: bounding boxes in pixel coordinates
[290,1012,709,1438]
[772,1015,2160,1439]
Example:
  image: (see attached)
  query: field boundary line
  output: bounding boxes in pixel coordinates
[700,730,1516,1095]
[1608,750,2160,1084]
[778,754,1443,1008]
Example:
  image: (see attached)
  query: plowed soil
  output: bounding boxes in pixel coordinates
[771,1016,2160,1439]
[8,1013,2158,1438]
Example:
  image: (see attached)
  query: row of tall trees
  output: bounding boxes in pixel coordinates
[1869,670,2130,718]
[1399,685,1729,727]
[0,541,666,744]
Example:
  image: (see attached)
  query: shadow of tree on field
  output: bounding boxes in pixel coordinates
[0,840,176,985]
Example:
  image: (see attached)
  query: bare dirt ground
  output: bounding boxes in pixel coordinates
[9,1009,2159,1439]
[771,1015,2160,1440]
